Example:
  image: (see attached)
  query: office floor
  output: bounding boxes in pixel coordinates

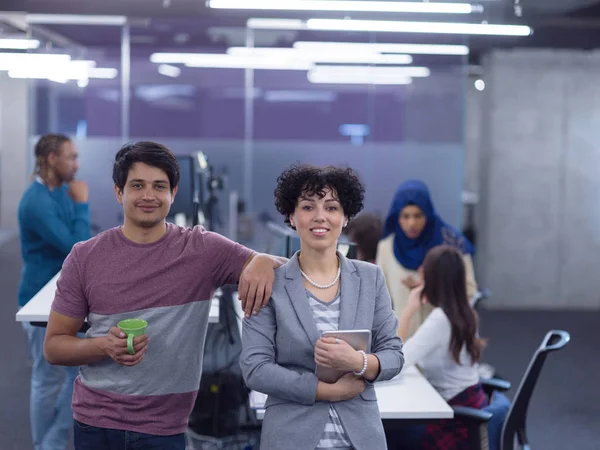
[1,234,598,450]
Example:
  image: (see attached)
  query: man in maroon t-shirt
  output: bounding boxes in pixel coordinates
[43,141,284,450]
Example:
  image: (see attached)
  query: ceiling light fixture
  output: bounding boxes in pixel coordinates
[226,47,413,64]
[247,18,307,30]
[248,18,532,37]
[0,53,71,70]
[306,18,532,36]
[0,38,40,50]
[26,14,127,26]
[310,65,431,78]
[7,61,118,82]
[151,52,311,70]
[209,0,479,14]
[293,41,469,56]
[158,64,181,78]
[308,72,413,85]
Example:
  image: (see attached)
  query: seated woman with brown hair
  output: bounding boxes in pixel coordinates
[398,245,487,450]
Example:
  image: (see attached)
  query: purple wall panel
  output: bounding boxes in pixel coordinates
[84,90,120,137]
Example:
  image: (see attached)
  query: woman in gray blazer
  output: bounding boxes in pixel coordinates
[240,165,404,450]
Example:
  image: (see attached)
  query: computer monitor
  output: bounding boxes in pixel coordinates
[169,155,195,217]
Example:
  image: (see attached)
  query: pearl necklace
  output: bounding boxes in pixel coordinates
[300,259,341,289]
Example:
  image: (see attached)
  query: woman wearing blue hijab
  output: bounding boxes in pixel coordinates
[376,180,478,338]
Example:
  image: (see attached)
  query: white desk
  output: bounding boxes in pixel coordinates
[15,272,220,324]
[250,366,453,420]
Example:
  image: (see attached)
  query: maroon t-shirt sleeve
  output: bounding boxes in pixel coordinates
[52,246,89,319]
[204,231,254,288]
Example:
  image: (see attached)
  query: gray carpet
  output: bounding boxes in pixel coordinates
[0,233,598,449]
[0,235,32,449]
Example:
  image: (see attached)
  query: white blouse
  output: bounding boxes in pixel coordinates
[403,307,480,401]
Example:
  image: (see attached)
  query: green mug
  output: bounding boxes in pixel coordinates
[117,319,148,355]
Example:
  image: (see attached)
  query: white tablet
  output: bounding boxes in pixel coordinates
[316,329,372,383]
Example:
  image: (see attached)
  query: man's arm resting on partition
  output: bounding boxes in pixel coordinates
[44,310,106,366]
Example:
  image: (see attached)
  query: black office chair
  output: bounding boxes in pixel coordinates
[472,288,496,379]
[454,329,571,450]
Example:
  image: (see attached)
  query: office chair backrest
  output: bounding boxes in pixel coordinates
[500,330,570,450]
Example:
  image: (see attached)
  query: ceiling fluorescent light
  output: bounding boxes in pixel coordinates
[87,68,118,79]
[152,53,311,70]
[311,65,430,78]
[0,53,71,70]
[308,71,412,85]
[306,18,532,36]
[293,41,469,56]
[8,70,67,82]
[226,47,413,64]
[0,53,70,63]
[247,18,307,30]
[185,56,311,70]
[26,14,127,26]
[158,64,181,78]
[7,63,117,82]
[210,0,477,14]
[151,53,199,64]
[0,38,40,50]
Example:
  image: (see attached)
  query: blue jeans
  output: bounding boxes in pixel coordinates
[22,322,79,450]
[74,420,186,450]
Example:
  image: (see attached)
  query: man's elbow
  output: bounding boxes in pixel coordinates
[43,337,61,365]
[43,346,57,365]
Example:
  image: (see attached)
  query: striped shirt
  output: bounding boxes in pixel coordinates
[307,290,353,450]
[51,224,253,435]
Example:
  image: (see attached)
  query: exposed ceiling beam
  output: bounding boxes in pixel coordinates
[0,11,86,54]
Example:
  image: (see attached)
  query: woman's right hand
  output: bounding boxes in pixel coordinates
[407,284,426,313]
[401,276,422,290]
[331,373,366,402]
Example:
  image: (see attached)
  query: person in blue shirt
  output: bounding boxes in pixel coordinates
[18,133,90,450]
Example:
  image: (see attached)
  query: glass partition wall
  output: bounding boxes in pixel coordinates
[9,12,470,250]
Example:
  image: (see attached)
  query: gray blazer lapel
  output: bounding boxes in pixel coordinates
[284,254,321,345]
[339,254,360,330]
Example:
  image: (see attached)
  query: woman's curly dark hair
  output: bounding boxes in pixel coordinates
[274,164,365,229]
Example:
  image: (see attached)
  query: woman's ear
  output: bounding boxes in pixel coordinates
[289,215,295,227]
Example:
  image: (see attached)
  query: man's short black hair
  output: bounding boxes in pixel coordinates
[113,141,179,192]
[344,213,383,262]
[274,164,365,229]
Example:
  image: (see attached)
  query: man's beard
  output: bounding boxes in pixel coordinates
[56,170,75,184]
